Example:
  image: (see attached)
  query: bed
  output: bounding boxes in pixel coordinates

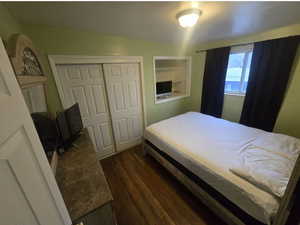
[144,112,300,225]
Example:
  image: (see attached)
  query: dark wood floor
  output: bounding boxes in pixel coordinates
[101,146,227,225]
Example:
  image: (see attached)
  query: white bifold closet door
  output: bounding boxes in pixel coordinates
[103,63,143,152]
[56,64,115,158]
[55,62,143,157]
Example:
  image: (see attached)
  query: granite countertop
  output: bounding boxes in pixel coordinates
[56,130,113,221]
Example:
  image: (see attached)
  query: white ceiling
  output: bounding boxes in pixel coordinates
[5,2,300,45]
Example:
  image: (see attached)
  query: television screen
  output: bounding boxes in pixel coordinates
[156,81,172,95]
[65,103,83,136]
[56,111,71,145]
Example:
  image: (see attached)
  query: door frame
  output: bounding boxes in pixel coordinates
[48,55,148,136]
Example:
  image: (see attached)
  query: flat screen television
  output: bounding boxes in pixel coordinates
[156,81,172,96]
[65,103,83,137]
[56,111,71,148]
[56,103,83,149]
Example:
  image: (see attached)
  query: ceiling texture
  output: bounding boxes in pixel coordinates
[5,2,300,44]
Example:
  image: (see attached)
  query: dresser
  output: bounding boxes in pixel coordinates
[56,130,116,225]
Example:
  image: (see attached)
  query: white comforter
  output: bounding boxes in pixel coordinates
[145,112,298,224]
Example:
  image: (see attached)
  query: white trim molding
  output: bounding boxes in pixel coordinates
[49,55,144,64]
[48,54,148,128]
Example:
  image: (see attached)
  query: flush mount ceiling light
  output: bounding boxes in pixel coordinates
[176,8,202,28]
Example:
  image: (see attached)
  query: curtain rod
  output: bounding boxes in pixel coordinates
[195,42,253,53]
[195,35,300,53]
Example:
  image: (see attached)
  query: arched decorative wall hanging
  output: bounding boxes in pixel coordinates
[6,34,48,113]
[6,33,47,88]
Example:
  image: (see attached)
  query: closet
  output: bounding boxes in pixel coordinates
[53,59,144,159]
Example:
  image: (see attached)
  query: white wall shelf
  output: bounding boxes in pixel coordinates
[17,75,47,89]
[153,56,191,104]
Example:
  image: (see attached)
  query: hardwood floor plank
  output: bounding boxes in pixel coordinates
[133,147,226,225]
[101,146,227,225]
[137,147,227,225]
[101,155,148,225]
[124,149,197,225]
[117,152,176,225]
[129,149,209,225]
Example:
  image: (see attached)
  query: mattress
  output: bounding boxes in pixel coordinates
[144,112,280,225]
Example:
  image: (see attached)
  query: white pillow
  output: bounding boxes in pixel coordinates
[252,133,300,159]
[230,145,296,198]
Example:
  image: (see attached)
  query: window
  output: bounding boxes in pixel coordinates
[224,45,253,95]
[154,56,191,104]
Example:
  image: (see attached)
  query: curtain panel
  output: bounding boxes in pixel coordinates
[201,47,230,117]
[240,36,300,131]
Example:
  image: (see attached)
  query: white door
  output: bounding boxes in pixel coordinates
[103,63,143,152]
[0,39,71,224]
[55,64,115,158]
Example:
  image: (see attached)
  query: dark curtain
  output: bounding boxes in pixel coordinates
[240,36,300,131]
[200,47,230,117]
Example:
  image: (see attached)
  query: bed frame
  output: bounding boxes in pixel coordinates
[143,139,300,225]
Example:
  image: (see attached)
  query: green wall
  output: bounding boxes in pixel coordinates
[197,24,300,137]
[21,24,203,125]
[0,3,23,41]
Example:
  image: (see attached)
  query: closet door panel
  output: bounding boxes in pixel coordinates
[70,85,90,119]
[112,82,126,111]
[55,64,115,158]
[103,63,143,152]
[99,123,114,148]
[91,84,107,114]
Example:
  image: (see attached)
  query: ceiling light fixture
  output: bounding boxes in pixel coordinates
[176,9,202,28]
